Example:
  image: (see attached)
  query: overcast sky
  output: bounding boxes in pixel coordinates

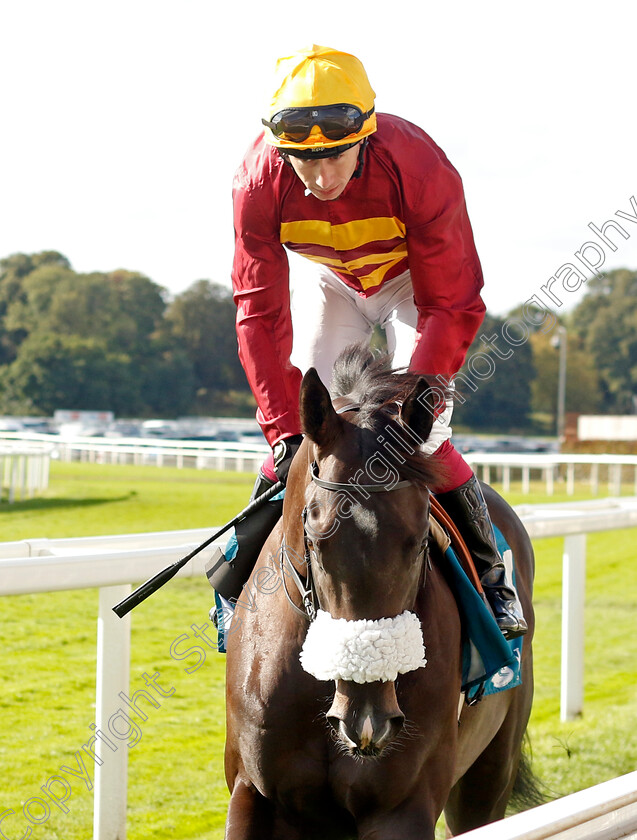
[1,0,636,316]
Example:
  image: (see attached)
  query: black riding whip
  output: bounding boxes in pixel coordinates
[112,480,284,617]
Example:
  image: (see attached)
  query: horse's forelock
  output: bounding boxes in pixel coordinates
[330,344,445,489]
[330,344,394,401]
[360,410,443,489]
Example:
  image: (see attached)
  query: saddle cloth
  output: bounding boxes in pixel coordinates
[429,510,522,697]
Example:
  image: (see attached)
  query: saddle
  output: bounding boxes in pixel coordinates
[429,496,483,596]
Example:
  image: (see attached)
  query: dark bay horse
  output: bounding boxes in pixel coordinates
[224,348,536,839]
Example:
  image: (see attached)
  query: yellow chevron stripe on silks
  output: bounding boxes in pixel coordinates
[358,255,406,290]
[297,245,406,272]
[280,218,408,289]
[280,216,407,251]
[299,245,407,290]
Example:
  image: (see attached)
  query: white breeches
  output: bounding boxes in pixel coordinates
[289,262,453,456]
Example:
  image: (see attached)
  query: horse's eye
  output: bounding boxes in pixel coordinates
[305,499,323,524]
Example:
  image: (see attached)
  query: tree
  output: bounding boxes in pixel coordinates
[570,269,637,413]
[0,252,197,417]
[2,333,135,415]
[163,280,249,399]
[452,313,534,431]
[529,329,604,422]
[0,251,72,364]
[132,347,196,417]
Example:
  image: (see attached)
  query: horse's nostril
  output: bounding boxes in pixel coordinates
[373,713,405,747]
[326,715,340,733]
[391,713,405,731]
[388,714,405,738]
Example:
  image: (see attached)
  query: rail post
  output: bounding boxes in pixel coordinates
[561,534,587,721]
[94,584,132,840]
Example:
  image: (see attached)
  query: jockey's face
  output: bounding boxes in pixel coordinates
[287,143,360,201]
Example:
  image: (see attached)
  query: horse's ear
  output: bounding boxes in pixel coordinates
[400,377,437,444]
[300,368,342,448]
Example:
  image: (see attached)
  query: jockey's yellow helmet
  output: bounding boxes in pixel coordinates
[262,45,377,158]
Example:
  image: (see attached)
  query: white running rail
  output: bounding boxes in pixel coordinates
[3,431,637,493]
[466,451,637,496]
[455,769,637,840]
[0,430,268,473]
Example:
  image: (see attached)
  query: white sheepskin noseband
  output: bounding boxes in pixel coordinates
[299,609,427,683]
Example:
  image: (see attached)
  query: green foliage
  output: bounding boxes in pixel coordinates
[453,313,534,431]
[0,252,72,365]
[571,269,637,412]
[0,254,242,417]
[530,330,604,419]
[3,333,132,415]
[2,252,637,428]
[162,279,249,408]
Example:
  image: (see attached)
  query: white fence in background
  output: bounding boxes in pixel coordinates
[0,442,52,502]
[466,452,637,496]
[456,769,637,840]
[3,431,637,495]
[2,496,637,838]
[0,431,269,473]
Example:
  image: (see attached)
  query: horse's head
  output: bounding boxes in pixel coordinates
[287,349,443,757]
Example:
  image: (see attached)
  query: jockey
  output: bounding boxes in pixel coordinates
[220,45,527,639]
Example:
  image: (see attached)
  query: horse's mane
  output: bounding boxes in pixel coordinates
[330,343,446,489]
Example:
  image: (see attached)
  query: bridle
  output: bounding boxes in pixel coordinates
[280,403,431,622]
[309,459,412,493]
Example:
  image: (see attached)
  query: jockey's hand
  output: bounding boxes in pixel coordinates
[272,435,304,484]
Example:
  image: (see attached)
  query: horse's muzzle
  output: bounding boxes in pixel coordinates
[326,679,405,756]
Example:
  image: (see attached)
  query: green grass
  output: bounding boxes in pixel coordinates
[0,461,255,541]
[1,463,636,838]
[526,524,637,795]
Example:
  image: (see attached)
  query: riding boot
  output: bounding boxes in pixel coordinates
[206,470,283,604]
[435,474,528,640]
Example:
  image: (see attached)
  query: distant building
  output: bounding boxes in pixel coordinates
[578,415,637,442]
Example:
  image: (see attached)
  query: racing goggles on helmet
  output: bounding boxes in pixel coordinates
[262,104,375,143]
